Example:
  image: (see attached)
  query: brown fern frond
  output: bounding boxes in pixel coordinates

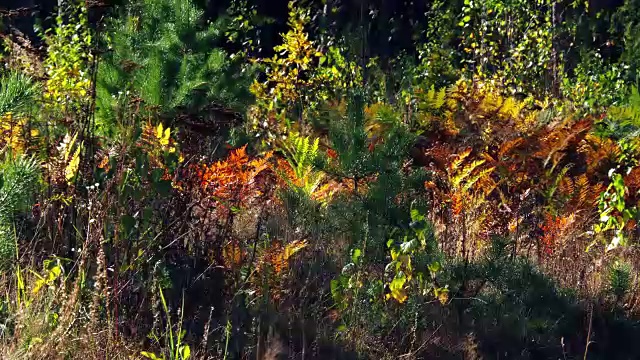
[559,177,575,198]
[625,167,640,194]
[498,138,525,158]
[532,120,590,170]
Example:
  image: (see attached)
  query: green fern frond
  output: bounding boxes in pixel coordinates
[602,87,640,140]
[280,132,324,194]
[419,85,447,112]
[283,132,320,179]
[609,261,632,299]
[545,165,571,204]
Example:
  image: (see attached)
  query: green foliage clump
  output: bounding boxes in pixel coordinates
[0,155,40,270]
[0,71,38,116]
[39,0,93,117]
[561,51,628,112]
[608,261,632,299]
[612,0,640,82]
[601,86,640,139]
[96,0,254,136]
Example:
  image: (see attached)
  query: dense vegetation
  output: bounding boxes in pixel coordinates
[1,0,640,358]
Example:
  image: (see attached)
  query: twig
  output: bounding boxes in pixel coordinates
[398,324,443,358]
[584,303,594,360]
[450,296,488,304]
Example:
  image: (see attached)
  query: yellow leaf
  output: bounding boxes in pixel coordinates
[156,123,164,140]
[390,288,408,303]
[284,239,308,260]
[161,127,171,146]
[65,142,82,182]
[63,133,79,162]
[434,287,450,305]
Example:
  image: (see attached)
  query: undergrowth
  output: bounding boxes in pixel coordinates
[1,0,640,359]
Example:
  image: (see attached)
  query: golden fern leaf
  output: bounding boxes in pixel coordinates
[452,159,486,189]
[517,112,539,133]
[499,97,519,119]
[479,91,503,114]
[65,142,82,182]
[573,175,601,209]
[435,87,446,109]
[449,148,473,175]
[480,152,496,164]
[467,166,495,193]
[265,239,308,275]
[62,132,78,162]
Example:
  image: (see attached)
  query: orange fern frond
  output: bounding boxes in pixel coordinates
[498,138,524,159]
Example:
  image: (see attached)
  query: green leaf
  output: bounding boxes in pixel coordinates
[388,273,408,303]
[120,214,136,235]
[400,239,419,254]
[150,168,165,183]
[330,279,341,299]
[153,179,172,196]
[428,261,441,274]
[410,208,425,222]
[141,352,163,360]
[180,344,191,359]
[351,248,362,264]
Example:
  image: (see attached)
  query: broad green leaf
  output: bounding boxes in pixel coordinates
[400,239,418,254]
[351,248,362,264]
[410,208,425,222]
[180,344,191,359]
[120,214,136,235]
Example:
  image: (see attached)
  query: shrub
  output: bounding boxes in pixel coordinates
[0,155,40,270]
[96,0,254,137]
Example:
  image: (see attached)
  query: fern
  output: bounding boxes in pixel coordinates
[45,132,83,186]
[281,132,324,194]
[419,85,447,112]
[601,86,640,140]
[451,159,486,189]
[65,144,82,183]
